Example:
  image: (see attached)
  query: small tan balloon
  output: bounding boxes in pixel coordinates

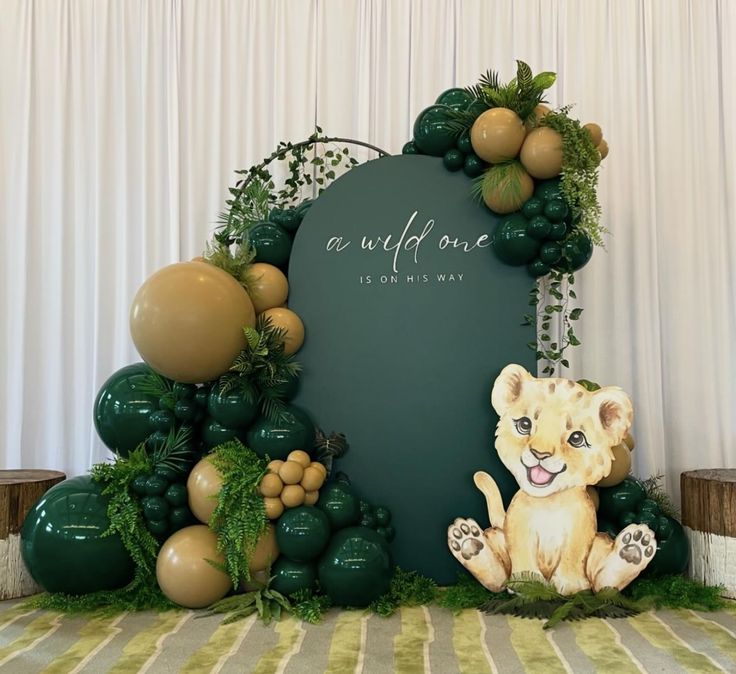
[278,461,304,485]
[519,127,563,179]
[597,444,632,487]
[587,486,600,510]
[304,490,319,506]
[247,263,289,314]
[583,123,603,146]
[470,107,527,163]
[524,104,551,131]
[261,307,305,356]
[130,261,256,383]
[259,473,284,498]
[309,461,327,477]
[264,496,285,520]
[623,431,635,452]
[482,163,534,214]
[156,525,231,608]
[300,466,325,492]
[187,458,223,524]
[287,450,311,468]
[268,460,285,473]
[597,139,609,159]
[281,484,306,508]
[248,525,279,573]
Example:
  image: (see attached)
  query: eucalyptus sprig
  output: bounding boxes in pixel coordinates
[202,575,291,625]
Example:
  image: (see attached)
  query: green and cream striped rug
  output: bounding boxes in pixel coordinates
[1,600,735,673]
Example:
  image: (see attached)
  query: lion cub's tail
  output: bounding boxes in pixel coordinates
[473,471,506,528]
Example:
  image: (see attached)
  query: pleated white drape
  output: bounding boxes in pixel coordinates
[1,1,734,502]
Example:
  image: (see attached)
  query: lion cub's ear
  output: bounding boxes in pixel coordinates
[592,387,633,445]
[491,364,533,415]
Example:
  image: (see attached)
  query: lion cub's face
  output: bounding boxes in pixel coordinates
[491,364,633,497]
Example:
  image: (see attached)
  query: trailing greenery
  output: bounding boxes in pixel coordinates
[436,573,496,613]
[202,576,291,625]
[289,589,333,624]
[640,474,680,520]
[627,575,727,611]
[207,440,270,587]
[203,240,257,294]
[217,314,302,422]
[524,271,583,375]
[541,110,607,247]
[369,568,439,617]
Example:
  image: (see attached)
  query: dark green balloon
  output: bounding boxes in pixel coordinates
[442,149,465,172]
[547,220,568,241]
[245,405,315,460]
[598,478,647,524]
[462,153,486,178]
[248,221,292,267]
[271,373,301,401]
[527,259,550,278]
[207,389,258,428]
[465,99,489,120]
[412,105,456,157]
[275,506,331,562]
[544,198,569,223]
[271,558,317,596]
[521,197,545,219]
[149,410,175,433]
[526,215,552,241]
[435,87,473,111]
[456,132,473,155]
[316,482,361,531]
[94,363,159,457]
[21,475,134,594]
[402,141,419,155]
[201,418,247,447]
[317,527,393,607]
[493,214,542,266]
[555,230,594,272]
[539,242,563,265]
[534,178,563,202]
[644,517,689,577]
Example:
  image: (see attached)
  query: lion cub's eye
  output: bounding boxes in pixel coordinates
[568,431,590,448]
[513,417,532,435]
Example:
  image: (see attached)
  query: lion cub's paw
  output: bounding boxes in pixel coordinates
[448,517,485,561]
[616,524,656,568]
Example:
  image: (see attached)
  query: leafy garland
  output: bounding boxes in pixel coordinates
[207,440,270,586]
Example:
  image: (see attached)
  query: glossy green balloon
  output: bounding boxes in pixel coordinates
[275,506,331,562]
[435,87,473,111]
[456,132,473,155]
[462,153,486,178]
[521,197,545,219]
[598,478,647,524]
[644,516,690,577]
[412,105,456,157]
[401,141,419,155]
[248,221,293,267]
[534,178,563,202]
[316,482,361,531]
[271,558,317,596]
[271,372,301,401]
[544,198,569,223]
[492,214,542,266]
[554,231,594,273]
[94,363,159,456]
[465,99,489,120]
[21,475,134,594]
[443,149,465,172]
[201,418,247,447]
[207,389,258,428]
[527,259,551,278]
[547,220,568,241]
[245,405,315,460]
[539,242,563,265]
[317,527,393,607]
[526,215,551,241]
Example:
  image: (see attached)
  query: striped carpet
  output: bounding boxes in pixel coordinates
[1,600,735,673]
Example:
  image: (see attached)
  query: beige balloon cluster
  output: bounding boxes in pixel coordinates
[469,105,609,214]
[259,450,327,519]
[245,263,305,356]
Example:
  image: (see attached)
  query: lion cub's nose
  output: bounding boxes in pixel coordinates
[530,448,552,460]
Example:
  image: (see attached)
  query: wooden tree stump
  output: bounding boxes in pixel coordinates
[681,469,736,597]
[0,470,66,600]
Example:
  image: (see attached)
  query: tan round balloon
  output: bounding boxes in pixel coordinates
[248,525,280,573]
[156,525,232,608]
[247,263,289,314]
[597,444,632,488]
[482,164,534,214]
[187,457,223,524]
[470,108,526,164]
[261,307,305,356]
[519,127,563,179]
[598,139,609,160]
[130,261,255,383]
[583,122,603,146]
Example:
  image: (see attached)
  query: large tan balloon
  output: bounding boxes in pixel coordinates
[597,139,609,160]
[187,457,223,524]
[470,108,526,163]
[130,261,256,383]
[519,127,563,179]
[482,164,534,214]
[247,263,289,314]
[249,525,279,573]
[597,444,632,487]
[156,525,231,608]
[583,122,603,146]
[261,307,305,356]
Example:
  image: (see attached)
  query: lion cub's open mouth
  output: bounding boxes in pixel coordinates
[526,463,565,487]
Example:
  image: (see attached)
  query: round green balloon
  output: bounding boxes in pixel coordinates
[526,215,551,241]
[554,231,594,272]
[402,141,419,155]
[534,178,563,202]
[21,475,135,594]
[318,527,393,607]
[456,132,473,155]
[316,482,361,531]
[598,478,647,524]
[201,418,247,447]
[271,558,317,596]
[245,405,315,460]
[435,87,473,111]
[94,362,159,456]
[544,198,569,223]
[522,197,545,219]
[412,105,456,157]
[539,242,563,265]
[644,516,689,577]
[275,506,331,562]
[527,259,551,278]
[207,389,258,428]
[492,215,542,266]
[248,221,292,267]
[271,372,300,401]
[442,149,465,172]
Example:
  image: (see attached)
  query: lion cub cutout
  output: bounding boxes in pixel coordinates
[448,364,655,594]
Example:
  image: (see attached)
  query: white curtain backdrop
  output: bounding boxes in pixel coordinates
[1,0,734,503]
